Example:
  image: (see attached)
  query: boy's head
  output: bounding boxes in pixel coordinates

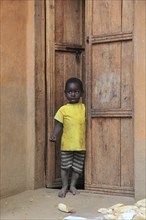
[65,77,84,104]
[65,77,84,93]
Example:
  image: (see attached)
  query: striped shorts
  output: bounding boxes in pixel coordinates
[61,151,86,174]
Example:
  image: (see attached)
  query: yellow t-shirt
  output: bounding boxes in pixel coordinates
[54,103,86,151]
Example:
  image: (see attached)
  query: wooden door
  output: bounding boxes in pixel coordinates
[46,0,85,187]
[85,0,134,195]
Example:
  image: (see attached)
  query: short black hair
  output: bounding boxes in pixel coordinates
[65,77,84,93]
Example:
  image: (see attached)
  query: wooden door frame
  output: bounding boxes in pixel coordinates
[45,0,56,187]
[34,0,146,198]
[34,0,46,188]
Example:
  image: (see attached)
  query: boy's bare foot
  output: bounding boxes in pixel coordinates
[70,186,78,195]
[58,186,68,198]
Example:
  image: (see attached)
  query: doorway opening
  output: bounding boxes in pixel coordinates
[45,0,85,190]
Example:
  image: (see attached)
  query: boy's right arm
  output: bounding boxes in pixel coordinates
[49,120,63,142]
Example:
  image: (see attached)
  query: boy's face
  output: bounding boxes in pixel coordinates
[65,82,82,104]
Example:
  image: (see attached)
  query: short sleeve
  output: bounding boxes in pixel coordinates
[54,109,63,124]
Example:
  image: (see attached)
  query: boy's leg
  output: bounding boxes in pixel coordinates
[59,151,73,197]
[70,151,85,195]
[58,168,69,198]
[59,151,74,197]
[70,170,80,195]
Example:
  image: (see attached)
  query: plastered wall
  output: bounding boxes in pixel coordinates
[0,0,35,198]
[134,0,146,199]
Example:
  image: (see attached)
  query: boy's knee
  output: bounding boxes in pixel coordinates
[72,168,82,175]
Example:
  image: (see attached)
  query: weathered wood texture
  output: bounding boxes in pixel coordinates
[85,0,134,196]
[46,0,56,187]
[55,0,83,44]
[34,0,46,188]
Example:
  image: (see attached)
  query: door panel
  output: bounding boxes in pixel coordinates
[92,118,121,186]
[92,43,121,109]
[55,0,83,44]
[46,0,84,187]
[92,1,121,35]
[85,0,134,195]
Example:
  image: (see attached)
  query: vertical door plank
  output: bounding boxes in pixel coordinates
[122,0,134,32]
[55,0,64,43]
[55,52,65,110]
[121,41,133,109]
[55,0,83,44]
[46,0,55,186]
[121,119,134,188]
[63,0,82,44]
[92,118,121,186]
[85,0,92,185]
[35,0,46,188]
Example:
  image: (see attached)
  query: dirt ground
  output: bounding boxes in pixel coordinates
[0,188,137,220]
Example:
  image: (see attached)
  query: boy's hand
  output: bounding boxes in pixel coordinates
[49,135,57,142]
[49,121,63,142]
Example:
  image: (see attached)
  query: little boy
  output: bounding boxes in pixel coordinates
[49,77,86,197]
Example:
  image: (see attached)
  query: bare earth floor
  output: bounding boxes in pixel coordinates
[0,188,137,220]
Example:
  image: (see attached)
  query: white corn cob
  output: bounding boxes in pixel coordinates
[58,203,74,213]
